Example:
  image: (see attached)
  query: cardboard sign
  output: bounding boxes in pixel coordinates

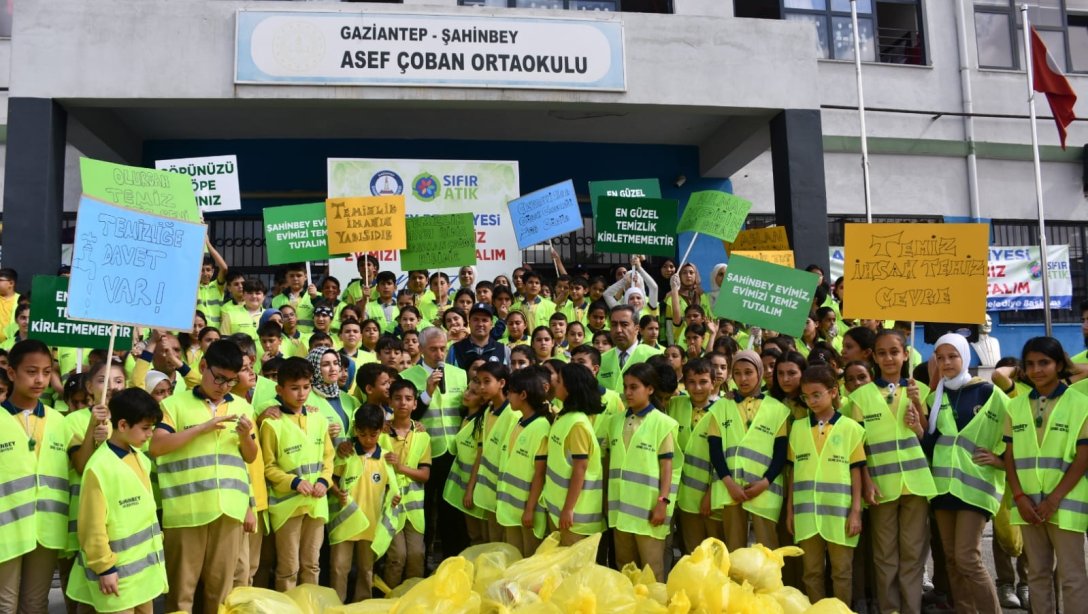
[843,223,989,323]
[676,191,751,242]
[725,226,790,254]
[731,250,795,268]
[79,158,200,222]
[588,178,662,217]
[400,213,477,271]
[325,196,407,254]
[507,179,582,249]
[594,196,677,257]
[29,276,134,350]
[713,254,818,337]
[155,155,242,212]
[263,203,329,265]
[68,196,207,331]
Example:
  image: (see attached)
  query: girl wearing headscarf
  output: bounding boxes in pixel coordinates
[707,263,728,305]
[602,256,659,318]
[666,263,711,346]
[305,347,359,446]
[923,333,1007,613]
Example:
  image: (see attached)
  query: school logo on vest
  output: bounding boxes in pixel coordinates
[370,171,403,196]
[411,173,440,202]
[371,472,382,483]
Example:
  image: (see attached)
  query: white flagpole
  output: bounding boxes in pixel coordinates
[851,0,874,223]
[1021,5,1054,336]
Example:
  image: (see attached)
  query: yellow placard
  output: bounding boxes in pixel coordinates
[325,196,407,255]
[724,226,790,254]
[843,223,989,324]
[731,250,795,268]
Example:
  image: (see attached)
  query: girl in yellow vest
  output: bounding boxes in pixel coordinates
[1004,336,1088,614]
[707,350,791,551]
[380,379,431,589]
[530,326,559,363]
[608,362,682,582]
[787,365,865,604]
[923,333,1005,613]
[442,373,488,546]
[670,358,724,552]
[505,311,530,350]
[496,368,552,556]
[846,330,933,614]
[547,363,606,546]
[469,362,515,543]
[842,360,873,395]
[769,351,809,422]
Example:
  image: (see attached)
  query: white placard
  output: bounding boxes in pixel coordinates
[155,155,241,212]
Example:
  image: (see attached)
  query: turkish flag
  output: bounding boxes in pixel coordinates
[1031,27,1077,149]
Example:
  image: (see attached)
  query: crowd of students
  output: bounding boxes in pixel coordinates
[0,247,1087,614]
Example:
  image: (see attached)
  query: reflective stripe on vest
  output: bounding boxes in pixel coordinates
[789,415,864,547]
[473,407,519,513]
[1006,390,1088,532]
[707,398,788,521]
[400,365,467,457]
[442,419,488,519]
[379,429,429,533]
[370,462,405,559]
[496,418,549,538]
[66,447,166,612]
[676,408,716,515]
[543,412,605,535]
[849,382,936,502]
[930,388,1008,515]
[0,406,69,562]
[606,409,682,540]
[265,412,330,531]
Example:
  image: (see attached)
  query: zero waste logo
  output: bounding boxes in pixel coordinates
[412,173,441,202]
[1029,260,1043,280]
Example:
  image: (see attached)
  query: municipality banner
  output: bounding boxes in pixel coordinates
[987,245,1072,311]
[327,159,520,289]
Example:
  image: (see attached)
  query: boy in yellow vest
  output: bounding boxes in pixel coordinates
[68,388,167,614]
[151,340,258,613]
[0,340,69,612]
[381,379,431,588]
[260,357,334,592]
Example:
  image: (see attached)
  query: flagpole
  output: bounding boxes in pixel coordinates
[1021,5,1054,336]
[851,0,873,223]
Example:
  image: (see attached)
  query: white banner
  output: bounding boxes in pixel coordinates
[327,158,520,290]
[155,155,241,212]
[236,10,626,91]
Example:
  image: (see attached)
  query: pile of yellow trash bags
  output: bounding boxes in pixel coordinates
[219,535,855,613]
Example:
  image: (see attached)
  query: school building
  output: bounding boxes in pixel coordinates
[0,0,1086,357]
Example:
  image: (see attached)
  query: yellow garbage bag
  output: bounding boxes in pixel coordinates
[665,538,731,612]
[632,583,670,613]
[460,541,523,564]
[770,586,812,614]
[327,599,399,614]
[388,578,423,599]
[286,584,343,614]
[804,598,855,614]
[465,542,523,594]
[392,557,480,614]
[666,589,692,614]
[548,564,638,614]
[497,532,601,596]
[621,562,658,585]
[218,586,303,614]
[994,490,1023,558]
[725,581,784,614]
[728,545,804,593]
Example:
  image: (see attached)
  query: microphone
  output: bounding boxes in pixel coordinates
[437,365,446,394]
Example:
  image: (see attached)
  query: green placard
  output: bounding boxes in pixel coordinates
[400,213,477,271]
[712,255,818,337]
[588,178,662,217]
[79,158,200,222]
[677,191,752,242]
[28,276,134,350]
[594,196,678,257]
[263,203,329,265]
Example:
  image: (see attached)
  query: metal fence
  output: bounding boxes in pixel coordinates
[991,219,1087,324]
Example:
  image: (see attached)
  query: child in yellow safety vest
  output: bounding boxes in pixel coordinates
[787,365,865,605]
[468,363,516,544]
[496,368,551,556]
[845,330,934,614]
[669,358,724,552]
[1004,336,1088,614]
[259,357,334,592]
[379,379,431,589]
[607,362,682,583]
[67,388,167,614]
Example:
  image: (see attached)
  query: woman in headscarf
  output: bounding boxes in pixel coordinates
[707,263,728,305]
[923,333,1007,613]
[666,262,710,346]
[602,256,660,318]
[305,347,360,446]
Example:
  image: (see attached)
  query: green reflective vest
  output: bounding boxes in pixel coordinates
[607,409,682,539]
[671,396,719,517]
[304,390,359,447]
[473,404,520,513]
[544,412,605,536]
[848,382,936,502]
[496,415,549,538]
[196,281,224,327]
[0,404,69,562]
[1007,388,1088,532]
[327,454,399,546]
[379,428,429,534]
[706,397,787,517]
[157,392,254,528]
[597,344,664,394]
[443,416,487,519]
[64,408,94,556]
[401,363,467,457]
[929,385,1008,515]
[264,411,330,531]
[67,446,166,612]
[370,465,407,559]
[272,293,315,332]
[790,415,865,547]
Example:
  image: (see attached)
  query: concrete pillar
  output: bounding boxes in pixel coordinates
[770,109,829,273]
[2,98,66,291]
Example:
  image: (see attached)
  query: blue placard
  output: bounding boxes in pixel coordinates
[68,196,207,331]
[507,179,583,249]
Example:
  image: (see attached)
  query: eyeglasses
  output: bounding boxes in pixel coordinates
[801,390,831,403]
[209,370,239,387]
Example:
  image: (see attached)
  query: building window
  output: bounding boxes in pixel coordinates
[735,0,926,65]
[458,0,672,12]
[974,0,1088,72]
